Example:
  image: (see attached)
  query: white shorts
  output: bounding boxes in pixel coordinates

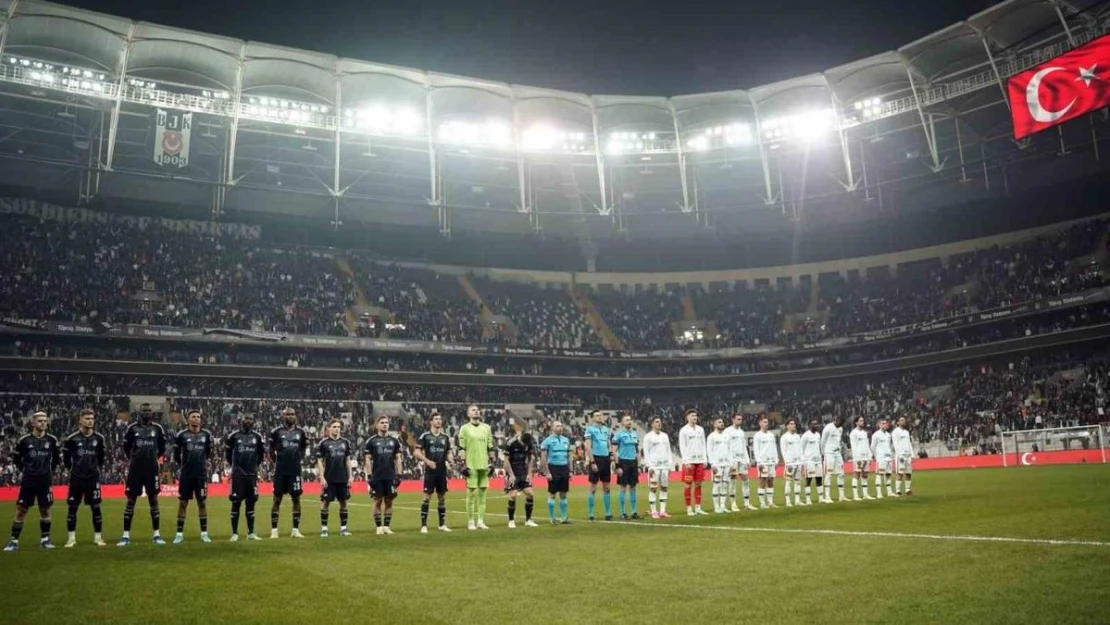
[803,461,821,477]
[875,457,893,474]
[757,463,776,479]
[712,465,732,481]
[853,457,872,473]
[783,464,801,479]
[824,453,845,475]
[648,466,671,488]
[896,456,913,474]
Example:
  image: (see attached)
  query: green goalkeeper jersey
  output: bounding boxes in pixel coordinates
[459,421,493,471]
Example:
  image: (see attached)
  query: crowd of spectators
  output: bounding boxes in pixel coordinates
[478,279,601,350]
[592,288,684,349]
[347,261,484,343]
[3,341,1109,486]
[0,207,1106,354]
[0,216,352,336]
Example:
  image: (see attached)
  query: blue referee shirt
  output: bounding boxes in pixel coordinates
[541,434,571,466]
[585,424,611,459]
[613,429,639,461]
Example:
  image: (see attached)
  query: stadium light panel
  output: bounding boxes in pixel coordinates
[686,122,752,151]
[521,124,591,152]
[437,119,512,147]
[762,109,835,143]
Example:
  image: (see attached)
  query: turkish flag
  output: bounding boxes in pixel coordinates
[1007,33,1110,139]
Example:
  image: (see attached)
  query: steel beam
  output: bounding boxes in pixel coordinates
[424,74,440,207]
[903,55,943,172]
[332,62,342,197]
[748,96,777,205]
[0,0,19,63]
[103,23,134,170]
[225,43,246,184]
[666,100,693,212]
[589,100,610,215]
[821,73,859,191]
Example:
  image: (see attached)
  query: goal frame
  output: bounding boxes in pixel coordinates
[1000,424,1108,467]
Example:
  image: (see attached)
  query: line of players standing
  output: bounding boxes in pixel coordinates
[4,404,916,551]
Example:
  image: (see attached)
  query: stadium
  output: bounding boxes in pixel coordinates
[1,0,1110,622]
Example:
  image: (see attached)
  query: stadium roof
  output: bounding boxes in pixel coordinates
[0,0,1108,242]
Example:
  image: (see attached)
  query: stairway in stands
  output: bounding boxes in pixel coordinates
[457,274,500,341]
[572,287,623,351]
[334,257,365,336]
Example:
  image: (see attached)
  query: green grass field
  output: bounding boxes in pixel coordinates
[2,465,1109,625]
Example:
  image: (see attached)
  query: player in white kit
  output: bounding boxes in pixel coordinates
[752,416,779,509]
[779,418,803,507]
[706,418,732,513]
[870,418,895,498]
[892,416,914,496]
[641,418,674,518]
[848,416,873,500]
[678,410,709,516]
[820,416,847,503]
[725,414,756,511]
[799,420,823,505]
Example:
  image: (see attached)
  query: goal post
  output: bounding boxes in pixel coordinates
[1001,425,1108,467]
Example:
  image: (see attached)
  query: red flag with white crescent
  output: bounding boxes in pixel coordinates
[1007,33,1110,139]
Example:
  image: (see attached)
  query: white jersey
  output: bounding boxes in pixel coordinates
[871,430,894,460]
[820,422,843,456]
[850,428,872,461]
[678,424,707,465]
[752,430,779,466]
[706,431,732,466]
[642,431,673,468]
[800,431,822,463]
[780,431,803,465]
[725,425,749,464]
[893,426,914,457]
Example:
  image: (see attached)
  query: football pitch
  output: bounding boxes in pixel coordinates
[2,466,1109,625]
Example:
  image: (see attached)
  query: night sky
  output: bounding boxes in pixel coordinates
[65,0,997,95]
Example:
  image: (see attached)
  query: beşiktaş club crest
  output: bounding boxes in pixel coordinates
[153,108,193,168]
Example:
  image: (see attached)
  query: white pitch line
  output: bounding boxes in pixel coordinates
[610,520,1110,548]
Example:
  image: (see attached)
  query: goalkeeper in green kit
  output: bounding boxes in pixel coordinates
[458,405,496,530]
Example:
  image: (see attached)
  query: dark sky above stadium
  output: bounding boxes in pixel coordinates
[70,0,998,95]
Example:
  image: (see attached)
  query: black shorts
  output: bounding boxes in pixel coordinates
[504,476,532,493]
[321,481,350,502]
[369,478,397,499]
[17,476,53,508]
[178,478,208,502]
[617,460,639,487]
[125,471,160,498]
[423,472,448,496]
[229,476,259,503]
[588,456,612,484]
[547,465,570,494]
[67,477,102,506]
[273,474,303,497]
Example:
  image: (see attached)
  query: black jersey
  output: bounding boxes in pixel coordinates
[363,434,402,481]
[224,430,265,478]
[270,426,308,476]
[63,431,106,480]
[416,431,451,475]
[123,422,167,474]
[317,437,352,483]
[502,433,535,477]
[174,429,214,480]
[14,433,61,479]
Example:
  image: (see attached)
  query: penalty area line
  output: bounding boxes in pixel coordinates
[611,521,1110,548]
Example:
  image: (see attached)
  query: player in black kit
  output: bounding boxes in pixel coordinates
[414,410,453,534]
[5,411,61,551]
[269,407,308,539]
[316,419,353,537]
[118,404,167,547]
[364,416,403,536]
[502,416,539,528]
[63,409,106,548]
[173,410,213,544]
[225,414,265,541]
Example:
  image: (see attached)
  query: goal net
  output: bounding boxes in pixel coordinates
[1001,425,1109,467]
